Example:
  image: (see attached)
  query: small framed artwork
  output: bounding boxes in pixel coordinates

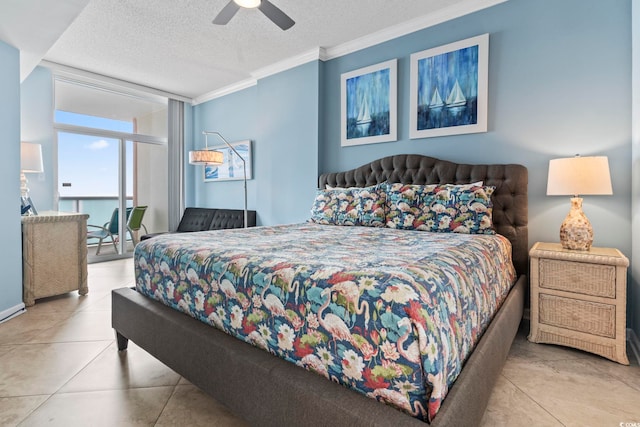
[341,58,397,147]
[409,33,489,139]
[204,140,252,182]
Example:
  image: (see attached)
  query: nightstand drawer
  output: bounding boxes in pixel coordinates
[539,258,616,298]
[539,294,615,338]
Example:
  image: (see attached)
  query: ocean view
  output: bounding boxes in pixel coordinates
[59,197,133,227]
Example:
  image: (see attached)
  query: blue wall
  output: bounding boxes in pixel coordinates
[191,86,259,214]
[192,0,635,332]
[0,41,25,319]
[21,66,55,212]
[322,0,631,254]
[191,61,320,225]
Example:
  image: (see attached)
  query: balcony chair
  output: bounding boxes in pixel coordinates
[87,206,133,255]
[126,205,148,246]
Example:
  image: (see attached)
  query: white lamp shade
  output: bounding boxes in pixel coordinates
[21,142,44,173]
[546,156,612,196]
[189,149,224,165]
[234,0,261,8]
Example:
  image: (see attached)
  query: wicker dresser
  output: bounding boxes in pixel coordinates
[528,242,629,365]
[22,212,89,306]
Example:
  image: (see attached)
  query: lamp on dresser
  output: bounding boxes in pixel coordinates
[20,142,44,215]
[189,131,248,229]
[546,155,612,251]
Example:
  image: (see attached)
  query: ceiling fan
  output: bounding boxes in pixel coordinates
[213,0,295,31]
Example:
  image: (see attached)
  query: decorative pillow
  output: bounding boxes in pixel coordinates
[384,182,496,234]
[309,188,358,225]
[309,184,387,227]
[429,184,496,234]
[384,183,440,230]
[355,184,387,227]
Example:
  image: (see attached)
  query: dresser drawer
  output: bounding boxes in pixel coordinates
[539,258,616,298]
[538,293,615,338]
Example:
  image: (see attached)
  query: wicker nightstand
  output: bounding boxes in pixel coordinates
[528,242,629,365]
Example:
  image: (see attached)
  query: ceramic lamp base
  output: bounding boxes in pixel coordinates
[20,172,29,198]
[559,197,593,251]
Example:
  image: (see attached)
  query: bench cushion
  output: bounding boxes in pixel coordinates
[177,208,217,232]
[210,209,256,230]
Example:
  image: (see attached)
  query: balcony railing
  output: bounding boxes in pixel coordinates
[60,196,136,258]
[59,196,133,224]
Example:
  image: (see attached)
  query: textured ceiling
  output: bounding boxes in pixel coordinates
[2,0,506,101]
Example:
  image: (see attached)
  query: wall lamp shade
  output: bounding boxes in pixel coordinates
[20,142,44,200]
[546,156,612,251]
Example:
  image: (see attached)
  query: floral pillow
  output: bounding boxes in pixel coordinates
[309,184,387,227]
[384,183,440,230]
[433,184,496,234]
[309,188,358,225]
[385,183,496,234]
[355,184,387,227]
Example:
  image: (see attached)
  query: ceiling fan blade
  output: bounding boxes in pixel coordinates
[258,0,295,30]
[212,1,241,25]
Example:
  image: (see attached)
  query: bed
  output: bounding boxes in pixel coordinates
[112,154,528,426]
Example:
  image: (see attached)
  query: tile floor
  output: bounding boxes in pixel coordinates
[1,258,639,426]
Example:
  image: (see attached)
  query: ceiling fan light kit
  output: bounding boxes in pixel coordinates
[213,0,295,30]
[234,0,260,8]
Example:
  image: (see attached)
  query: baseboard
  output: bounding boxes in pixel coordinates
[0,303,26,324]
[628,328,640,365]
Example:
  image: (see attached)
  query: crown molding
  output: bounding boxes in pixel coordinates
[191,0,508,104]
[193,47,326,105]
[191,78,257,106]
[324,0,509,60]
[251,47,326,80]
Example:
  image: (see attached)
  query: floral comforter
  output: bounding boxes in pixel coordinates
[134,223,516,422]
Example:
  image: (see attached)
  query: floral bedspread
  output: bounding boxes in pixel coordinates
[134,223,515,422]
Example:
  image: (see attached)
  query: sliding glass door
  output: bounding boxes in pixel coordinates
[58,130,134,259]
[54,77,169,262]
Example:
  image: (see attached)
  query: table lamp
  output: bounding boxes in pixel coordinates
[21,142,44,197]
[546,155,612,251]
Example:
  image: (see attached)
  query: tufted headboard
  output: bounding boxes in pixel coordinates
[319,154,529,277]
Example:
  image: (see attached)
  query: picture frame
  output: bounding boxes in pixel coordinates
[341,59,397,147]
[204,140,252,182]
[409,33,489,139]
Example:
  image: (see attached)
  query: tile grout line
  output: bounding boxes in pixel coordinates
[15,394,55,426]
[5,341,113,427]
[153,380,181,426]
[500,374,567,426]
[51,339,115,395]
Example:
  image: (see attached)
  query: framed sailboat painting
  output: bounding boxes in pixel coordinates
[341,59,397,147]
[409,33,489,139]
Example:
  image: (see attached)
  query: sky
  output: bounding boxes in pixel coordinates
[56,111,133,197]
